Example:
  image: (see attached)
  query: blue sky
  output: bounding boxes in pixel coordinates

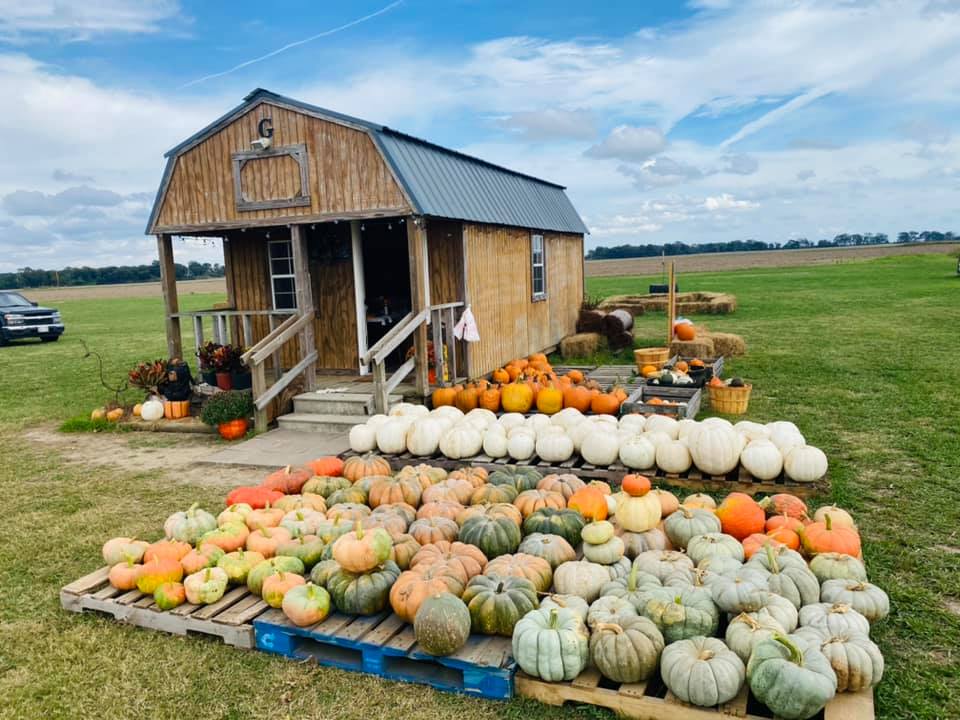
[0,0,958,271]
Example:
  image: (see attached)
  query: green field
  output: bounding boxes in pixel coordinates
[0,254,957,719]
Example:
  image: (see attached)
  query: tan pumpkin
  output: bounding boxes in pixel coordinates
[368,476,423,508]
[408,516,460,545]
[513,489,566,519]
[417,500,465,522]
[447,467,489,488]
[483,553,553,592]
[389,565,468,622]
[422,478,475,505]
[342,454,392,483]
[456,502,524,527]
[410,540,488,579]
[396,464,448,490]
[537,474,586,501]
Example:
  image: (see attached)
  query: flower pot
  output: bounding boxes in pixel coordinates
[428,368,437,384]
[215,372,233,391]
[200,369,216,386]
[231,370,252,391]
[163,400,190,419]
[218,419,248,440]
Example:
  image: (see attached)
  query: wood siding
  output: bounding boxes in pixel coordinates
[427,219,464,305]
[154,102,410,232]
[463,223,583,377]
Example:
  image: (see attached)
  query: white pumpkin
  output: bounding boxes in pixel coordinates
[461,407,495,431]
[507,428,537,460]
[734,420,770,443]
[689,423,740,475]
[616,493,662,533]
[553,560,613,602]
[619,436,656,469]
[656,439,692,474]
[581,431,620,466]
[740,439,783,480]
[525,413,552,432]
[536,429,574,463]
[551,407,585,432]
[366,413,391,429]
[769,426,806,454]
[439,424,483,459]
[405,418,443,456]
[618,413,646,433]
[376,417,411,454]
[784,445,828,482]
[570,419,597,453]
[701,416,734,430]
[139,399,164,422]
[389,402,428,418]
[766,420,799,435]
[677,418,698,441]
[644,414,679,439]
[643,430,673,450]
[349,423,377,452]
[430,405,463,422]
[482,425,508,457]
[498,412,527,431]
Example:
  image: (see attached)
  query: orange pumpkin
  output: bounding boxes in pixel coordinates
[246,526,293,557]
[389,565,467,623]
[262,465,312,494]
[501,380,534,413]
[529,353,548,364]
[640,364,658,377]
[801,513,862,557]
[246,504,284,530]
[675,361,689,373]
[675,322,696,341]
[409,540,488,579]
[342,454,392,483]
[567,486,608,521]
[690,358,705,367]
[455,384,480,412]
[144,540,191,564]
[566,369,584,384]
[622,474,652,497]
[766,526,801,550]
[108,560,141,590]
[562,384,592,412]
[262,571,306,608]
[651,488,680,517]
[136,558,184,594]
[765,513,805,533]
[479,386,502,412]
[432,386,457,407]
[742,533,786,560]
[513,489,566,518]
[590,392,621,415]
[492,367,510,384]
[715,494,766,540]
[536,384,564,415]
[759,493,808,519]
[308,456,344,477]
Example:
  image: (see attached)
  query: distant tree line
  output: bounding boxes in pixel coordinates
[0,260,225,289]
[586,230,958,260]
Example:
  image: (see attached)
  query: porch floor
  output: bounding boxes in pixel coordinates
[307,374,420,399]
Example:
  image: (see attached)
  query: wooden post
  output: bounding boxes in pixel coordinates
[666,261,676,345]
[407,217,430,395]
[251,363,268,432]
[157,234,182,359]
[291,224,317,390]
[223,236,241,345]
[373,360,389,415]
[351,220,369,375]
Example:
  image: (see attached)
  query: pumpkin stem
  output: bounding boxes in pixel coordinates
[355,524,364,540]
[496,581,505,593]
[824,513,833,531]
[593,622,624,634]
[627,562,638,592]
[547,607,560,629]
[187,502,199,514]
[736,612,760,630]
[680,505,693,519]
[764,543,780,574]
[773,634,804,666]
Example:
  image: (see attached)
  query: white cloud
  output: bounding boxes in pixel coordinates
[0,0,181,41]
[704,193,759,211]
[585,125,667,162]
[497,108,597,141]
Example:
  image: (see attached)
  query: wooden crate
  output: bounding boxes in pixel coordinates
[621,386,702,419]
[516,668,874,720]
[60,567,269,648]
[254,609,515,700]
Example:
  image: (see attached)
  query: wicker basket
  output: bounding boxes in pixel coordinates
[634,347,670,371]
[708,383,752,415]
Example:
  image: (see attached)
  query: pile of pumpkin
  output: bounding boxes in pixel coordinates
[432,354,628,416]
[350,404,828,483]
[99,455,881,719]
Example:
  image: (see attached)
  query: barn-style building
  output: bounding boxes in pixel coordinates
[147,89,587,429]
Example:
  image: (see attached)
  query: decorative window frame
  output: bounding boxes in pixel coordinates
[232,143,311,212]
[268,238,298,310]
[531,233,547,301]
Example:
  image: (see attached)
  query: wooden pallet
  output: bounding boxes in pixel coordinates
[60,567,269,648]
[516,668,874,720]
[622,386,703,419]
[254,609,515,700]
[341,450,827,498]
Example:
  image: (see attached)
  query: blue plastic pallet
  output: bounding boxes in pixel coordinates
[254,608,516,700]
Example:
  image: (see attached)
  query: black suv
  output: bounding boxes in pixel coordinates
[0,291,65,345]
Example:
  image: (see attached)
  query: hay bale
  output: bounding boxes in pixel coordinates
[602,309,634,336]
[705,332,746,357]
[669,338,715,358]
[561,332,601,358]
[577,309,605,333]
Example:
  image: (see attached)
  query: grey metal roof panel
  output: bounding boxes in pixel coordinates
[375,130,588,235]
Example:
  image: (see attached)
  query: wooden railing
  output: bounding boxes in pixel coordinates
[171,308,295,351]
[241,312,317,431]
[363,301,466,414]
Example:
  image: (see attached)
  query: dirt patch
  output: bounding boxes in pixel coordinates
[935,545,960,554]
[943,598,960,617]
[22,426,266,487]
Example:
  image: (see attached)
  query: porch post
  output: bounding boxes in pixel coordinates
[291,224,317,390]
[407,216,430,395]
[157,234,182,359]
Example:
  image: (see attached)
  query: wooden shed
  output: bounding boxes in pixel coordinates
[147,89,588,429]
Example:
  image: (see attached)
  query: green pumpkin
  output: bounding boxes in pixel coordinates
[217,550,266,585]
[589,615,664,684]
[247,556,305,596]
[413,592,472,656]
[458,515,521,559]
[302,476,352,499]
[663,505,722,549]
[327,561,400,615]
[488,467,542,492]
[753,545,819,609]
[747,634,837,720]
[315,517,356,544]
[275,535,326,569]
[512,607,589,681]
[662,636,745,706]
[517,533,577,569]
[600,562,662,611]
[808,552,868,584]
[327,486,368,506]
[819,580,890,624]
[640,585,719,643]
[522,508,585,547]
[470,483,518,505]
[686,532,745,565]
[461,575,538,636]
[708,568,771,613]
[308,559,341,588]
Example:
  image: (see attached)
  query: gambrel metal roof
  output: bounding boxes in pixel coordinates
[147,89,588,235]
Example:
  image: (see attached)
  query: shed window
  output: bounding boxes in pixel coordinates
[531,233,546,301]
[268,239,297,310]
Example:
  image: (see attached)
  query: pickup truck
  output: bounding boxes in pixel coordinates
[0,291,64,345]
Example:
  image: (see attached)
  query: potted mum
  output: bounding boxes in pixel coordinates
[230,345,252,391]
[196,342,221,386]
[211,344,237,391]
[200,390,254,440]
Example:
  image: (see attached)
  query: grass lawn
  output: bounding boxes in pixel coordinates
[1,254,958,719]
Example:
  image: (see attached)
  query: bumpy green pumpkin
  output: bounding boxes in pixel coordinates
[747,634,837,720]
[663,505,721,549]
[488,467,542,492]
[512,607,589,682]
[326,561,400,615]
[302,476,352,499]
[308,559,341,588]
[600,562,662,611]
[247,556,305,596]
[522,508,586,547]
[461,575,538,636]
[413,592,472,656]
[458,515,521,559]
[662,636,745,707]
[640,586,719,643]
[589,616,664,683]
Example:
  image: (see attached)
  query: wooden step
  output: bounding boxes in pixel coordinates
[277,412,370,433]
[292,392,402,416]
